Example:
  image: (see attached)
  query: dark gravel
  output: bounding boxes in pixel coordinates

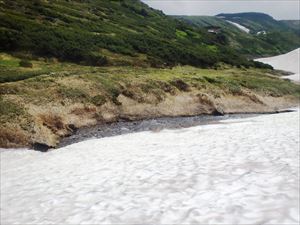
[58,112,286,148]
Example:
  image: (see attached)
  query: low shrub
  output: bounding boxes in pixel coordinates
[170,79,190,91]
[227,83,242,95]
[203,76,220,84]
[91,95,106,106]
[19,60,33,68]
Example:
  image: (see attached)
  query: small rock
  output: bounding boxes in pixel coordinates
[32,142,52,152]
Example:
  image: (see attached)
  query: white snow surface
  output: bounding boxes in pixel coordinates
[256,48,300,82]
[1,110,300,224]
[226,20,250,33]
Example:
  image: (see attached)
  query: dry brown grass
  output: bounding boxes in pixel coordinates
[197,93,215,106]
[38,114,65,134]
[0,126,29,148]
[70,106,97,116]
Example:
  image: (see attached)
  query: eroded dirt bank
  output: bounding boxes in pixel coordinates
[1,89,298,150]
[1,65,300,149]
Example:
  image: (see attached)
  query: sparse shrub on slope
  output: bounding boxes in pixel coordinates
[0,0,262,68]
[19,60,33,68]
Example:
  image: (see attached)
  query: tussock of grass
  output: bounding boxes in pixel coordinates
[90,95,107,106]
[0,96,24,121]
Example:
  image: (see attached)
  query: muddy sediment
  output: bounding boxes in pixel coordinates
[58,109,295,150]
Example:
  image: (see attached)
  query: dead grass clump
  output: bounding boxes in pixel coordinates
[170,79,190,92]
[197,93,214,106]
[71,106,97,116]
[157,81,176,94]
[0,126,29,148]
[241,91,264,104]
[39,114,65,134]
[121,85,145,103]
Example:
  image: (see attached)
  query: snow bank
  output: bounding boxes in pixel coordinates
[226,20,250,33]
[1,110,299,224]
[256,48,300,82]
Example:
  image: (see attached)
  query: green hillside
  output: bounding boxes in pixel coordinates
[217,13,284,32]
[1,3,300,148]
[280,20,300,35]
[0,0,257,68]
[1,51,299,148]
[176,13,300,57]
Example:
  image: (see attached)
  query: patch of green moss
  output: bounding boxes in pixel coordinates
[176,29,188,38]
[0,59,20,67]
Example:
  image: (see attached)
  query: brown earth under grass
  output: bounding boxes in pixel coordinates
[1,89,298,149]
[1,62,300,149]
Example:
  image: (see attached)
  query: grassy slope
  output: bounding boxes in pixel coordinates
[216,13,297,33]
[0,0,253,68]
[280,20,300,35]
[1,3,299,148]
[1,53,300,148]
[176,14,300,57]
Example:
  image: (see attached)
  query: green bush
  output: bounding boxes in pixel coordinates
[19,60,33,68]
[83,54,108,66]
[170,79,190,91]
[227,83,242,95]
[252,60,273,69]
[2,0,292,68]
[0,0,259,68]
[203,76,220,84]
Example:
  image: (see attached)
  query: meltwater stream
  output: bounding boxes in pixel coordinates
[1,109,299,224]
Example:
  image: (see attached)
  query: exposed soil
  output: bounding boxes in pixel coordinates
[58,109,295,150]
[14,90,300,151]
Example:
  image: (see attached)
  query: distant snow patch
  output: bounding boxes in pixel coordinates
[226,20,250,33]
[255,48,300,82]
[257,30,267,35]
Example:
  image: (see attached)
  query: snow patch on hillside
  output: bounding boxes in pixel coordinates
[257,30,267,35]
[226,20,250,33]
[256,48,300,82]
